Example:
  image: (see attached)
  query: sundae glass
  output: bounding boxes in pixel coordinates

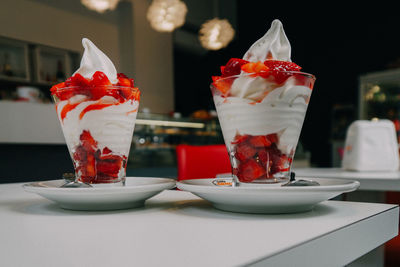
[51,38,140,186]
[211,20,315,185]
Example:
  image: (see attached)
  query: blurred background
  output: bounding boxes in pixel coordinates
[1,0,400,181]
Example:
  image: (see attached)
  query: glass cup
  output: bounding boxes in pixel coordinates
[211,71,316,185]
[52,85,140,186]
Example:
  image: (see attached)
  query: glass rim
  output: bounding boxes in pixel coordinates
[213,71,316,82]
[51,85,139,92]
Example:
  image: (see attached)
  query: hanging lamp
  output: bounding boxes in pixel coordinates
[81,0,120,13]
[147,0,188,32]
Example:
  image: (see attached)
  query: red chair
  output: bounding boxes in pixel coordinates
[176,144,232,181]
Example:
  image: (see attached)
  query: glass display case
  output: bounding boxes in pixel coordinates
[126,112,312,176]
[127,112,224,171]
[359,68,400,142]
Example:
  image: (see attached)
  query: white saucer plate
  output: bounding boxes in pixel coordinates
[177,178,360,214]
[23,177,176,211]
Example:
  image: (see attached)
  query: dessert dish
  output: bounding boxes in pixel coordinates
[211,20,315,184]
[51,38,140,185]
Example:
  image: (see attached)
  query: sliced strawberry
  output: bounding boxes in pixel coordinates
[91,71,112,86]
[235,142,256,161]
[257,149,269,164]
[50,82,65,94]
[231,133,250,145]
[117,76,132,87]
[221,58,249,77]
[117,73,128,79]
[120,87,133,99]
[79,153,96,181]
[100,154,122,162]
[96,160,121,176]
[73,146,87,163]
[237,159,266,182]
[80,130,97,152]
[51,82,74,100]
[270,154,290,175]
[102,147,112,154]
[263,60,302,72]
[70,73,90,87]
[212,77,232,95]
[263,60,302,84]
[266,133,279,144]
[241,62,269,77]
[131,88,140,101]
[57,89,75,101]
[249,135,272,148]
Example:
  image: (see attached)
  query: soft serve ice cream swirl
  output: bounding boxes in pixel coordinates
[243,19,291,62]
[51,38,140,184]
[74,38,118,84]
[211,19,315,183]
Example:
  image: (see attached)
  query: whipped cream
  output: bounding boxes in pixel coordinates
[243,19,291,62]
[73,38,118,84]
[214,78,311,154]
[229,19,293,101]
[57,96,139,156]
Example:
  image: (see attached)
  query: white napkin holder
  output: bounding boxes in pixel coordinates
[342,119,399,171]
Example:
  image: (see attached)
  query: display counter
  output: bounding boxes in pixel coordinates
[0,101,311,181]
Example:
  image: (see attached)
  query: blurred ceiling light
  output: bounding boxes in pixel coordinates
[199,18,235,50]
[147,0,188,32]
[81,0,120,13]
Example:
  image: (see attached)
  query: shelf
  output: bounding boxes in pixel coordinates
[0,37,30,82]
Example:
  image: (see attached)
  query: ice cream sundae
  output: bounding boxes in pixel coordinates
[51,38,140,185]
[211,19,315,184]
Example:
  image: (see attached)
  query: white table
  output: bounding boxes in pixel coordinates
[0,182,398,267]
[294,167,400,192]
[293,167,400,266]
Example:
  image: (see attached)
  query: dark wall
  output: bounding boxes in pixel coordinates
[0,144,73,183]
[174,2,400,167]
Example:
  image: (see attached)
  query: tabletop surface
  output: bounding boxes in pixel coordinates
[0,181,398,267]
[294,167,400,191]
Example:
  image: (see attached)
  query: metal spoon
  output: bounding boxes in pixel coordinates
[282,172,320,187]
[60,173,92,188]
[61,181,92,188]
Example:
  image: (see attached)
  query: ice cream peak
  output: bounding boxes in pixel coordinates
[243,19,291,62]
[73,38,118,84]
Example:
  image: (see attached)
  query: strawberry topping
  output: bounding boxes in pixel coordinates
[221,58,249,77]
[240,61,269,78]
[50,71,140,102]
[232,133,291,183]
[263,60,302,84]
[73,130,127,184]
[263,60,301,72]
[212,57,309,96]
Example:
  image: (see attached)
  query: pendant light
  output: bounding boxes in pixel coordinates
[81,0,120,13]
[199,0,235,50]
[147,0,188,32]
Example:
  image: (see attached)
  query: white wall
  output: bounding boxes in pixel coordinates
[0,0,120,70]
[130,0,174,114]
[0,0,175,114]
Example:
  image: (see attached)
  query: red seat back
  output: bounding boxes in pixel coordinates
[176,144,232,181]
